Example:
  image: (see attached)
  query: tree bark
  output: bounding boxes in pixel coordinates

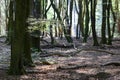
[9,0,33,75]
[83,0,90,42]
[107,0,112,45]
[101,0,107,44]
[91,0,99,46]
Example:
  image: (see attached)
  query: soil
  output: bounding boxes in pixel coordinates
[0,37,120,80]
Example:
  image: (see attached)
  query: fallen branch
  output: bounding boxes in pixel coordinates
[73,48,116,55]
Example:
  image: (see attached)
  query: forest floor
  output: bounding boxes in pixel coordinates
[0,37,120,80]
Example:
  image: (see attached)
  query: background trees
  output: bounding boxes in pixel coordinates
[1,0,119,44]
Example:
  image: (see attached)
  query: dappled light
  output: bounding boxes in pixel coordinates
[0,0,120,79]
[0,37,120,79]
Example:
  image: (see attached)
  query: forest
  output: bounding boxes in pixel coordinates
[0,0,120,79]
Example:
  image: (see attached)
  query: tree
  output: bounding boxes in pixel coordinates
[31,0,41,52]
[75,0,80,39]
[101,0,107,44]
[90,0,99,46]
[6,0,13,44]
[107,0,112,45]
[23,0,34,66]
[9,0,33,75]
[83,0,90,42]
[69,0,73,36]
[0,0,7,36]
[111,0,118,38]
[50,0,73,43]
[77,0,84,39]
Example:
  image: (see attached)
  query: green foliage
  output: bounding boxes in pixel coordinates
[28,19,58,33]
[28,21,46,32]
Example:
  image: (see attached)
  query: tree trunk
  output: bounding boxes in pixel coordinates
[6,0,14,44]
[111,0,117,39]
[23,27,34,66]
[50,25,55,45]
[9,0,26,75]
[107,0,112,45]
[69,0,73,36]
[101,0,107,44]
[91,0,99,46]
[83,0,90,42]
[9,0,33,75]
[76,0,83,39]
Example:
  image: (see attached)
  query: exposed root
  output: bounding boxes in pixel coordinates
[57,64,99,70]
[57,61,120,70]
[41,44,74,49]
[26,69,47,74]
[40,38,49,45]
[40,53,69,57]
[40,48,118,57]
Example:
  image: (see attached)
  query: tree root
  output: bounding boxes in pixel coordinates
[57,61,120,70]
[40,48,118,57]
[101,61,120,66]
[41,44,74,49]
[40,53,70,57]
[57,64,99,70]
[26,69,47,74]
[40,38,49,45]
